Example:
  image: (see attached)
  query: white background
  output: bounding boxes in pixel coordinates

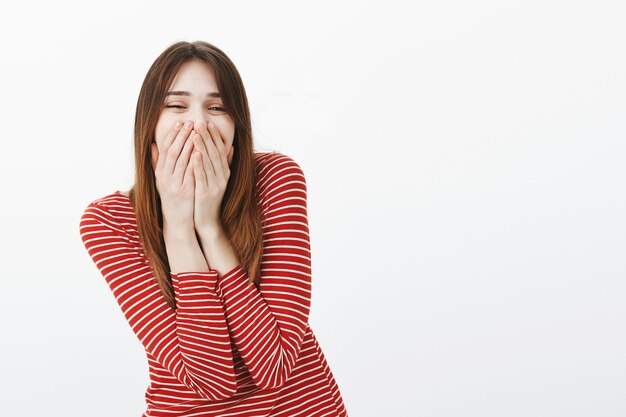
[0,1,624,416]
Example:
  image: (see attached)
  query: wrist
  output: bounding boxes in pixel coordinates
[195,222,224,239]
[197,224,229,251]
[164,223,196,242]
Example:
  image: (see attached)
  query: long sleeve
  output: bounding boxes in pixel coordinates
[79,203,238,401]
[213,154,312,390]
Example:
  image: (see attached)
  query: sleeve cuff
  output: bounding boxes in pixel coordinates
[171,270,219,294]
[217,264,250,293]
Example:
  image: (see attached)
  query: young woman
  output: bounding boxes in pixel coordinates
[79,41,348,417]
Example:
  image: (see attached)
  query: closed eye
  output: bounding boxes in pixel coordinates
[166,105,225,111]
[166,104,227,114]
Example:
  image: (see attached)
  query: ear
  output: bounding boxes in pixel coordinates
[151,142,158,171]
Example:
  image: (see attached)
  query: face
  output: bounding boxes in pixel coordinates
[154,59,235,165]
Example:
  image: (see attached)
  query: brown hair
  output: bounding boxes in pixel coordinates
[128,40,263,310]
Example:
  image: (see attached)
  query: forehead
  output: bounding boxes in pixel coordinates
[169,59,218,91]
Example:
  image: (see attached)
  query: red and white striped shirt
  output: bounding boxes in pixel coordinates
[79,151,348,417]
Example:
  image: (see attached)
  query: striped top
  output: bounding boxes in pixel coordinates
[79,151,348,417]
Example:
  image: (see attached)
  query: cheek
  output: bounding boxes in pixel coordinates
[154,122,168,150]
[226,132,235,149]
[215,125,235,149]
[226,125,236,148]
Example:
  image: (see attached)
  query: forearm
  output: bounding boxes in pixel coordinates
[164,224,210,273]
[196,225,240,276]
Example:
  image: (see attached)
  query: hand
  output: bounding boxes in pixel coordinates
[190,121,233,232]
[150,120,196,231]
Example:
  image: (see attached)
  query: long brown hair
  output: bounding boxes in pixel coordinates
[128,40,263,311]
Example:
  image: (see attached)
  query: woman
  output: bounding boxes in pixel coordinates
[79,41,348,417]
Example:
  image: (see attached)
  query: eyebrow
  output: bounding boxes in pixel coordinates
[165,90,221,98]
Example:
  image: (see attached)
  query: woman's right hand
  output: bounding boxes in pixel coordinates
[151,120,196,232]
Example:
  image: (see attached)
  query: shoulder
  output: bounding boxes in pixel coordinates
[253,151,308,212]
[254,150,307,188]
[79,191,131,234]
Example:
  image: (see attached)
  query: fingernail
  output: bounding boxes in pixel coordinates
[175,121,182,129]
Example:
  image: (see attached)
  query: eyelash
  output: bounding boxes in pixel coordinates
[166,105,226,111]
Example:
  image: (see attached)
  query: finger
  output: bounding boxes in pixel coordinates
[164,120,194,175]
[192,150,206,190]
[194,125,218,182]
[156,120,182,172]
[183,148,195,188]
[197,123,221,178]
[174,131,195,186]
[202,123,225,173]
[192,131,217,190]
[207,123,229,174]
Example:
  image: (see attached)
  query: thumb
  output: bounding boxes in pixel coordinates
[150,142,158,171]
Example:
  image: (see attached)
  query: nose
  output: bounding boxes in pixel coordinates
[192,119,210,132]
[183,107,212,133]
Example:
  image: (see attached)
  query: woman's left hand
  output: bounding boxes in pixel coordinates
[191,122,234,233]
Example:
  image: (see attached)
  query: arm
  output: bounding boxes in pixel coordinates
[163,224,211,273]
[195,225,240,280]
[197,154,312,390]
[79,202,237,400]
